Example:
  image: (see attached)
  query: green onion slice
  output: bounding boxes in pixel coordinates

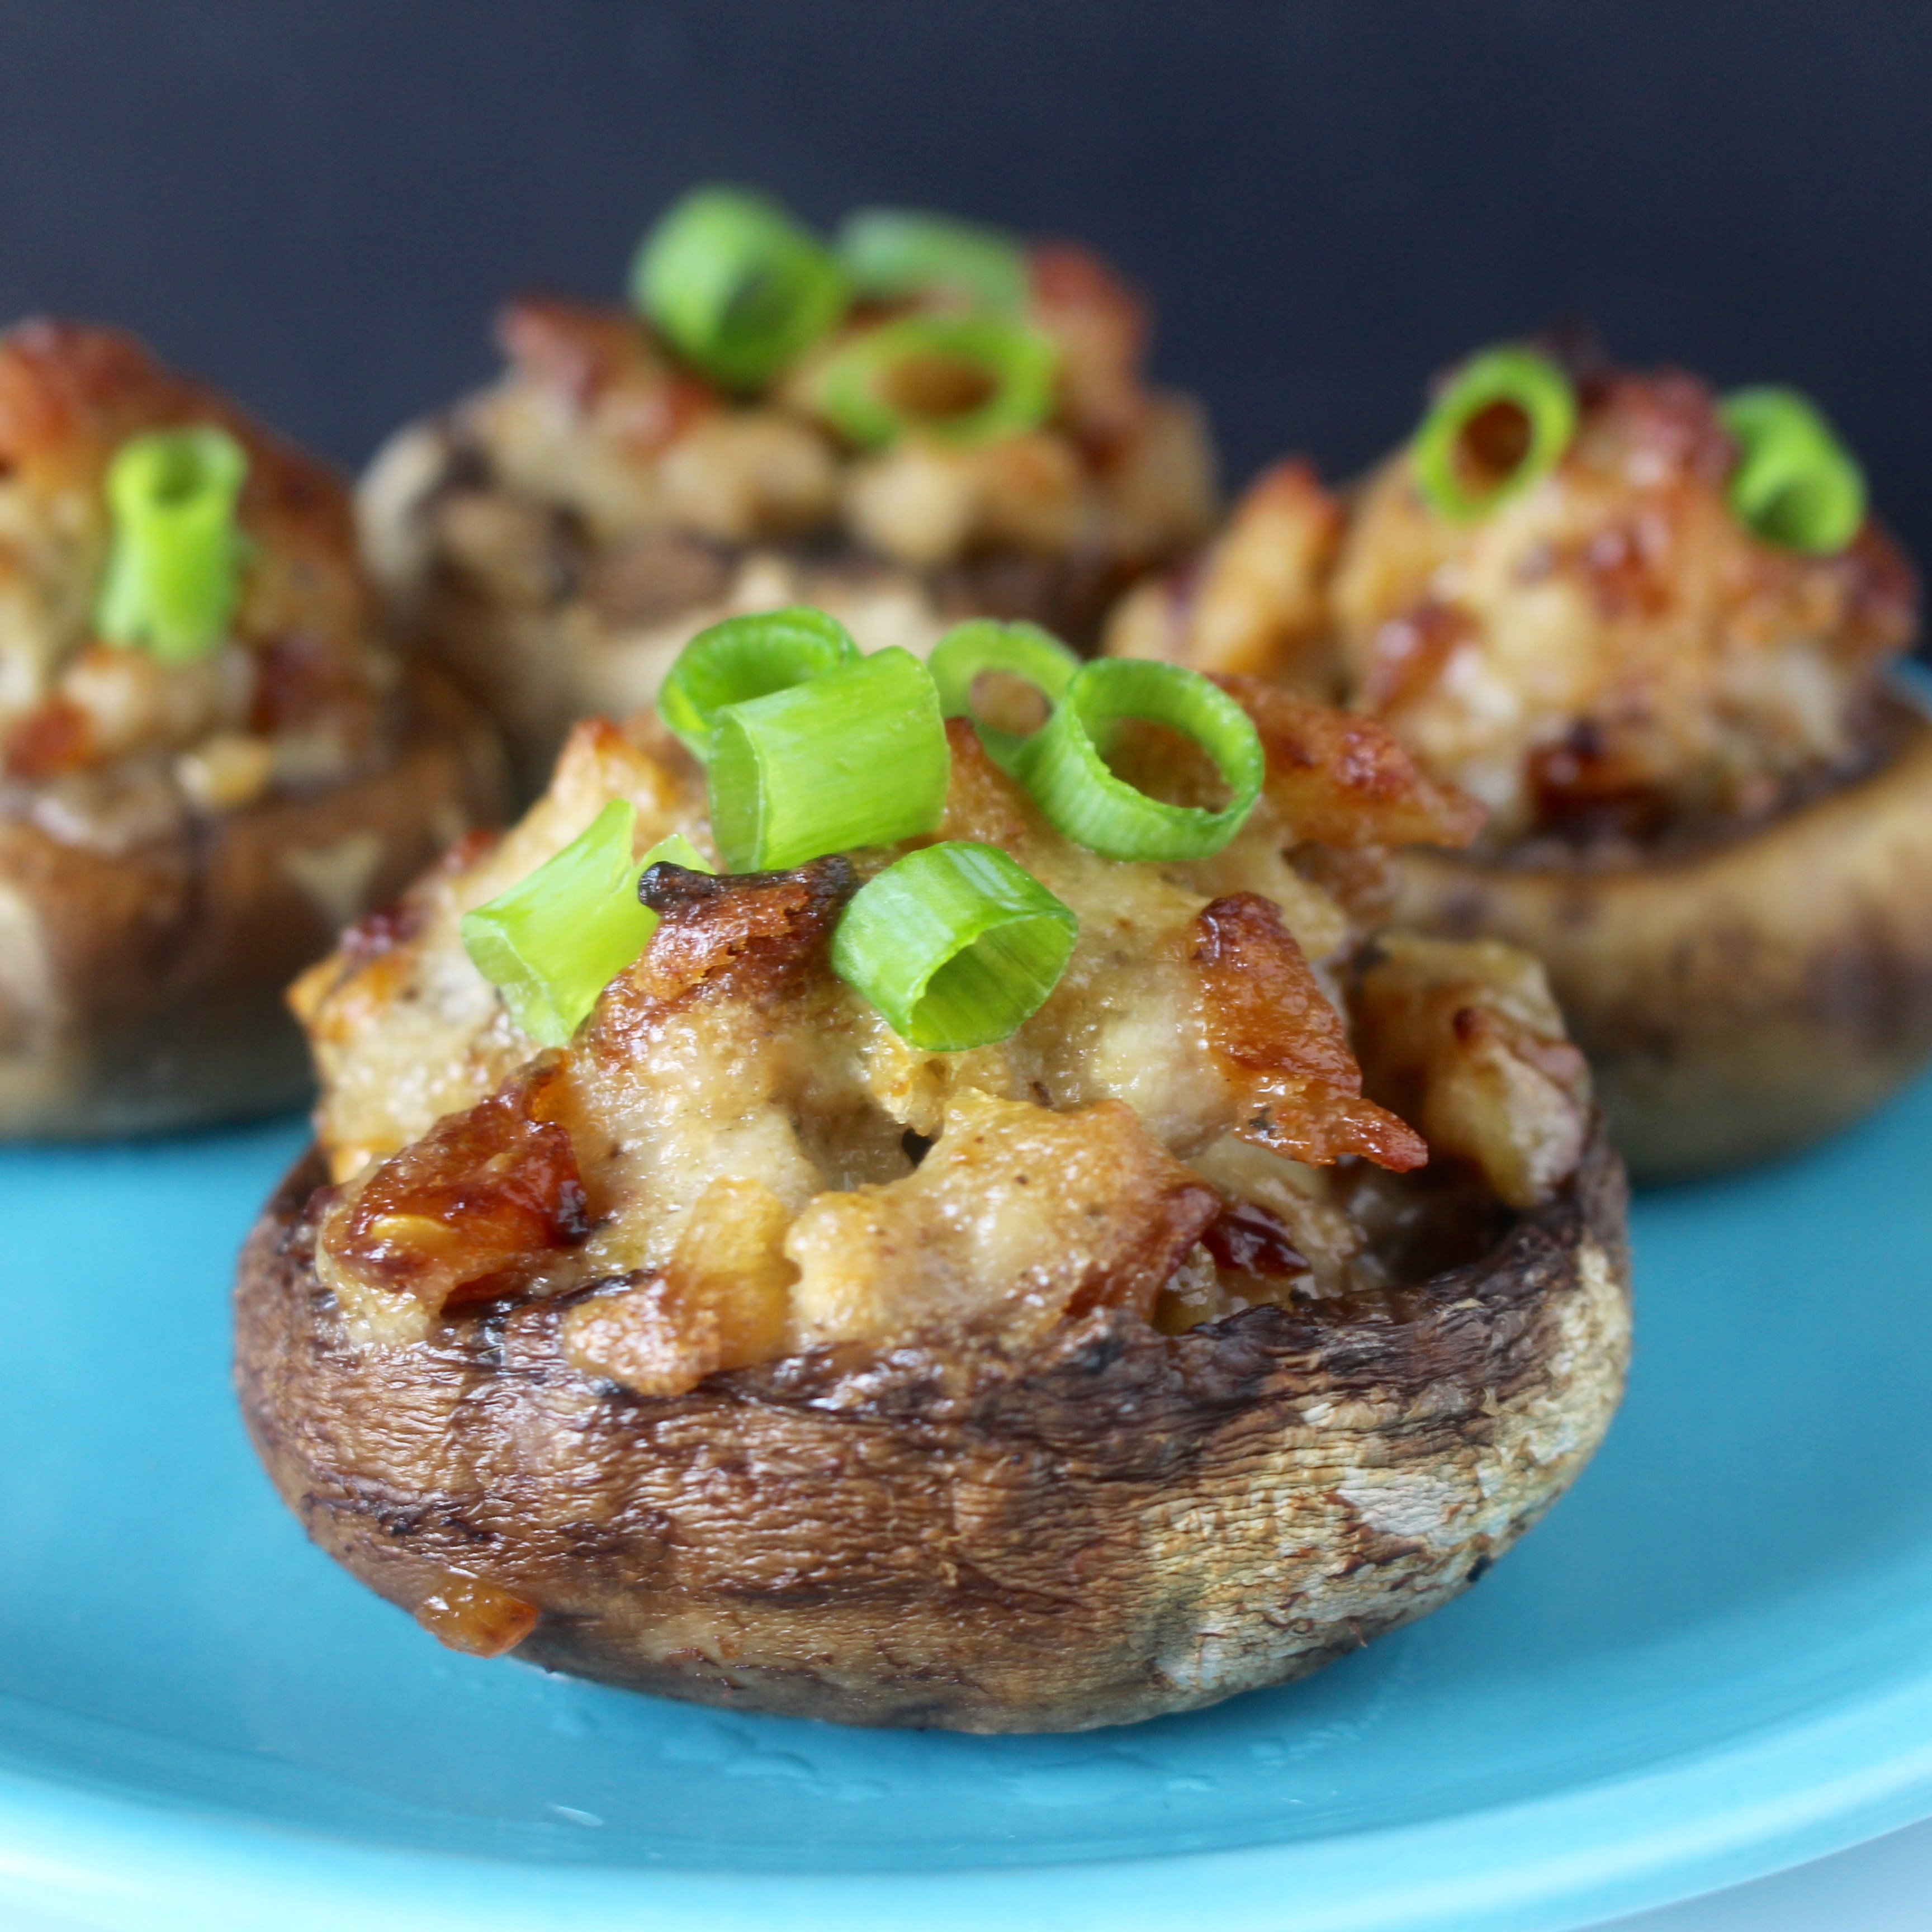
[461,802,712,1045]
[1016,659,1263,861]
[631,186,850,390]
[95,425,250,662]
[927,618,1079,771]
[811,312,1059,450]
[834,207,1029,312]
[831,841,1077,1052]
[1411,345,1578,523]
[1720,385,1867,554]
[658,605,860,763]
[708,646,950,872]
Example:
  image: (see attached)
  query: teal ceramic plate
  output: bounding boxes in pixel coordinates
[3,1076,1931,1932]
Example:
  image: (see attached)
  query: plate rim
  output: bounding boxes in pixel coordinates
[2,1654,1931,1932]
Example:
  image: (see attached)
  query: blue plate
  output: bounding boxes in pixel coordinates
[3,1080,1932,1932]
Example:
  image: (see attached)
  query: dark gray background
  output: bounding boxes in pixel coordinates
[3,2,1925,556]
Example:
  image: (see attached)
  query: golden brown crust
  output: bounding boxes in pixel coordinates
[236,1120,1630,1732]
[1393,686,1932,1178]
[0,669,504,1138]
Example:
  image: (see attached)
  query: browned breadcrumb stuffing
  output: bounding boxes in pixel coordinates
[295,684,1588,1389]
[0,321,404,817]
[359,244,1218,791]
[1108,359,1916,847]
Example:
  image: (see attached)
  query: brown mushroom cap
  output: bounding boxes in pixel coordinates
[236,1121,1630,1734]
[1394,687,1932,1181]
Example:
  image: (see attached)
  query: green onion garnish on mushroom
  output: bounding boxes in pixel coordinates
[1720,385,1867,555]
[95,424,250,662]
[707,646,950,872]
[832,840,1077,1051]
[1410,345,1578,523]
[1014,659,1263,861]
[811,312,1059,450]
[834,207,1030,313]
[631,186,850,390]
[927,618,1079,772]
[657,605,861,763]
[461,801,710,1044]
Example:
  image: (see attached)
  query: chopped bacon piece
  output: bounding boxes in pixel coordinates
[3,697,93,780]
[494,296,712,444]
[1214,675,1484,849]
[327,1060,589,1317]
[1193,892,1427,1171]
[589,856,855,1056]
[1200,1200,1309,1279]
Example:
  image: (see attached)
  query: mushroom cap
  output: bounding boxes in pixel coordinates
[236,1123,1630,1734]
[1394,686,1932,1180]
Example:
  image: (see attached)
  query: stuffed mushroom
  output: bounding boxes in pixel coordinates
[0,320,505,1138]
[1110,337,1929,1178]
[359,190,1218,797]
[238,610,1628,1732]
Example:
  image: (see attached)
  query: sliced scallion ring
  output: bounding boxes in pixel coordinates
[658,605,860,763]
[811,312,1059,450]
[1016,659,1263,861]
[1411,345,1577,523]
[708,646,950,872]
[831,841,1077,1052]
[1720,385,1867,554]
[631,186,849,390]
[95,424,250,662]
[461,803,712,1045]
[834,207,1029,312]
[927,618,1079,771]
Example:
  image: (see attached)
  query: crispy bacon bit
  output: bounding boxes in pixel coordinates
[1214,675,1484,849]
[1026,243,1149,448]
[1358,599,1472,712]
[437,825,505,875]
[413,1574,540,1658]
[1200,1200,1309,1278]
[591,856,855,1054]
[326,1060,589,1317]
[1528,719,1670,842]
[338,896,425,965]
[1194,892,1427,1171]
[495,296,712,444]
[3,697,93,780]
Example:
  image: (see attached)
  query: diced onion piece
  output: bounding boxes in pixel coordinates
[811,313,1059,451]
[834,207,1029,312]
[1016,658,1263,861]
[631,186,849,390]
[1410,345,1577,523]
[926,617,1079,771]
[657,605,860,763]
[832,840,1077,1051]
[461,803,712,1044]
[95,425,250,663]
[708,646,950,872]
[1720,385,1867,554]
